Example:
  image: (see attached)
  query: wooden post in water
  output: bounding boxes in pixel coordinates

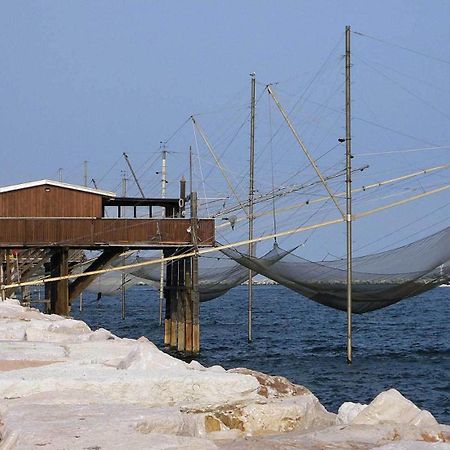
[49,248,69,316]
[163,249,173,346]
[176,178,187,352]
[177,257,186,352]
[184,256,193,353]
[190,191,200,353]
[345,25,354,364]
[170,257,179,348]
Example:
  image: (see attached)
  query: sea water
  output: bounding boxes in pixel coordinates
[71,285,450,423]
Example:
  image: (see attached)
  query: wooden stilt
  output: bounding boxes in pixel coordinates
[170,257,179,348]
[5,249,13,298]
[177,257,186,352]
[185,256,193,353]
[49,248,69,316]
[164,250,172,346]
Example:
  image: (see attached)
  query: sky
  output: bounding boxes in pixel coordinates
[1,0,449,258]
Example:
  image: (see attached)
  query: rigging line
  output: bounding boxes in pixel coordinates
[352,30,450,66]
[357,145,450,156]
[354,54,450,96]
[192,121,210,216]
[7,181,450,291]
[203,86,267,193]
[191,115,249,218]
[300,96,437,146]
[355,55,450,121]
[354,199,450,255]
[248,38,344,169]
[96,154,123,185]
[215,162,450,229]
[267,84,345,217]
[164,117,191,144]
[354,117,436,146]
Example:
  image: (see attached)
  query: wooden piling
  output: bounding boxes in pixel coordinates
[163,249,172,346]
[177,257,186,352]
[184,257,193,353]
[170,258,179,348]
[49,248,69,316]
[191,192,200,353]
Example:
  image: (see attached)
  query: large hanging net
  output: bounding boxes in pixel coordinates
[128,245,292,301]
[222,227,450,313]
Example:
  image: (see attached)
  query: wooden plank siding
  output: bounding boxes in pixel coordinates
[0,185,103,218]
[0,218,215,248]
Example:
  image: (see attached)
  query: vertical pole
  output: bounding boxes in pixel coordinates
[121,174,127,320]
[185,256,193,353]
[79,292,83,312]
[1,251,5,301]
[189,146,193,196]
[177,178,187,352]
[170,257,179,348]
[83,161,88,187]
[159,149,167,326]
[49,248,69,316]
[191,192,200,353]
[248,72,256,343]
[58,168,63,182]
[163,249,172,346]
[5,249,12,298]
[345,26,353,364]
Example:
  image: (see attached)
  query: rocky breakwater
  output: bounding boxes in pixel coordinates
[0,298,448,449]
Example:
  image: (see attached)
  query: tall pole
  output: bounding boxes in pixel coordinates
[159,148,167,326]
[83,161,88,187]
[248,72,256,343]
[121,171,127,320]
[58,168,63,182]
[345,26,353,364]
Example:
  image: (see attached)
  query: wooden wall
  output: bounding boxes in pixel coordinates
[0,185,104,218]
[0,218,215,248]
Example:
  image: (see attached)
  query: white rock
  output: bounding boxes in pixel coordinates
[352,389,439,428]
[336,401,367,424]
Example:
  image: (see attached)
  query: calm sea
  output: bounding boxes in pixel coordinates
[71,285,450,424]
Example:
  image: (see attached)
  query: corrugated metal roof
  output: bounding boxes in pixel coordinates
[0,180,116,197]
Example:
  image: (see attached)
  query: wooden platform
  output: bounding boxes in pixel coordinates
[0,217,214,249]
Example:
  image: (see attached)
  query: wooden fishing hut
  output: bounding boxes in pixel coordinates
[0,179,214,353]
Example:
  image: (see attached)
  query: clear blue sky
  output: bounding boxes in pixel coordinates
[1,1,449,257]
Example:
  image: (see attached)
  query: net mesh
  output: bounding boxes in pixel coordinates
[222,227,450,313]
[129,245,292,301]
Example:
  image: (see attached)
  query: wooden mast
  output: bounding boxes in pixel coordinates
[248,72,256,342]
[345,25,353,364]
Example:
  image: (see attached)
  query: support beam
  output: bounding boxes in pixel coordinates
[191,192,200,353]
[69,249,124,301]
[185,256,193,353]
[163,249,173,346]
[177,257,186,352]
[49,248,69,316]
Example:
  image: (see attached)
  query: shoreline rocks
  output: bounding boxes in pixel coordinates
[0,298,448,449]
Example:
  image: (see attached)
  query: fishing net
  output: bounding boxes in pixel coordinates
[83,272,145,296]
[223,227,450,313]
[128,245,292,301]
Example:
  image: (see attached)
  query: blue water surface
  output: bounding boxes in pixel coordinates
[71,285,450,423]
